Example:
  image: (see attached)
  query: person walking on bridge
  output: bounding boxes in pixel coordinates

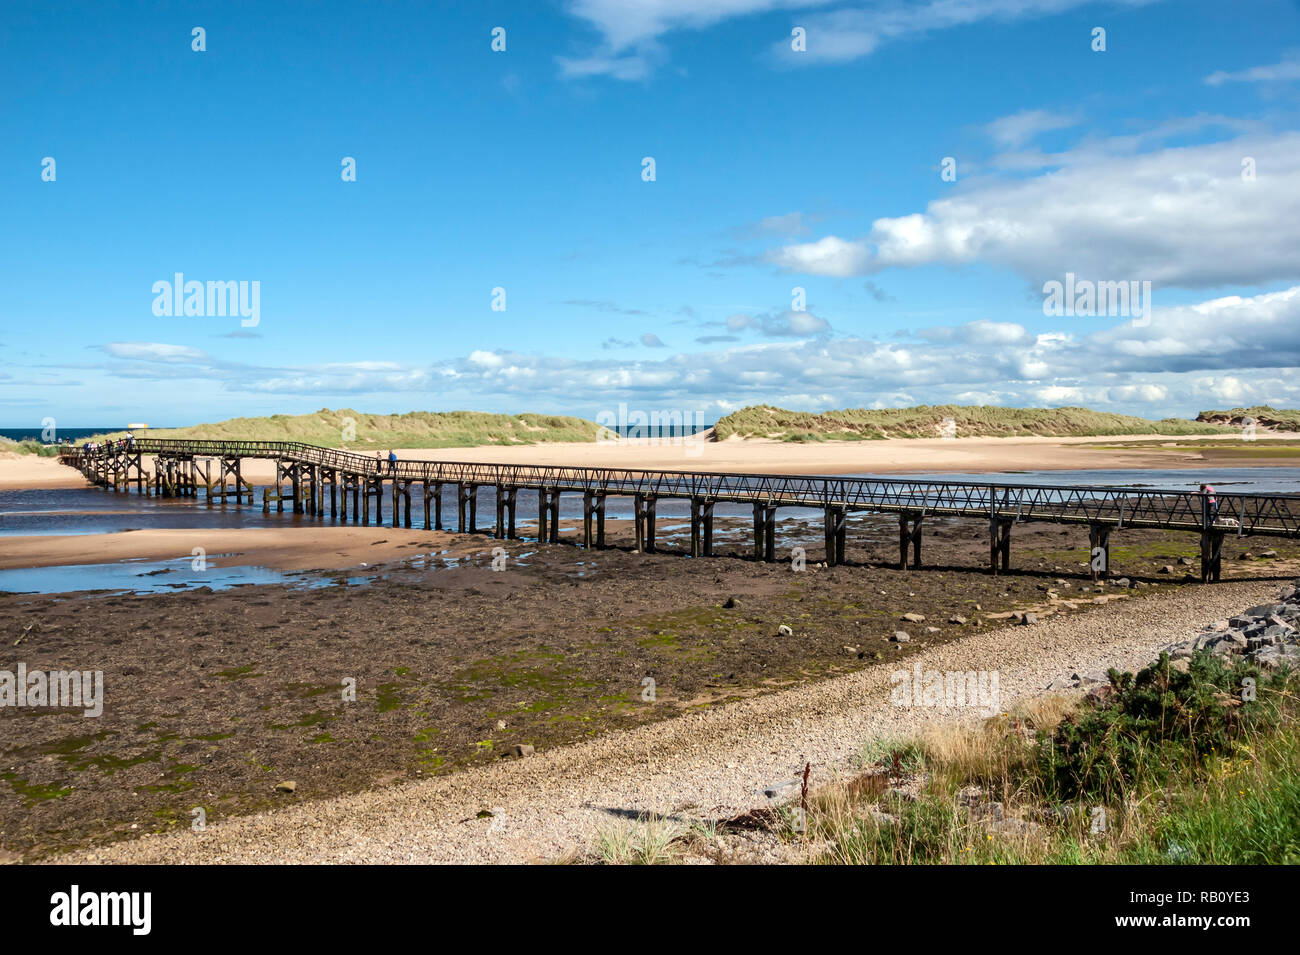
[1199,483,1219,524]
[375,451,383,474]
[388,450,397,474]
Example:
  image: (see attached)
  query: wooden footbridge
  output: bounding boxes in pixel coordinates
[59,439,1300,582]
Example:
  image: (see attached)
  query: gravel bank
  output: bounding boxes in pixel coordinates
[51,579,1284,865]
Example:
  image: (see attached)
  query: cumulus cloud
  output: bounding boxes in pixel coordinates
[765,130,1300,290]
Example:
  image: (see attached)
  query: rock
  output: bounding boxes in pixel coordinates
[723,596,740,609]
[1020,613,1039,626]
[275,780,297,793]
[1159,565,1176,574]
[763,779,799,799]
[1261,549,1279,559]
[495,720,507,731]
[991,817,1042,836]
[1178,556,1194,566]
[778,624,793,637]
[969,801,1005,821]
[901,612,926,623]
[1238,552,1255,561]
[892,631,911,643]
[1210,630,1247,653]
[1085,684,1115,703]
[925,626,941,634]
[1251,644,1300,671]
[842,645,859,655]
[508,743,535,758]
[949,615,967,625]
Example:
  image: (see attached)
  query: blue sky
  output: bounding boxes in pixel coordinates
[2,0,1299,427]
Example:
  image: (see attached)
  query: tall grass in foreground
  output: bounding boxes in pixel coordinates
[815,653,1298,865]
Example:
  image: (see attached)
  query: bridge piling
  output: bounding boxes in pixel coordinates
[899,512,924,569]
[990,518,1013,575]
[1089,524,1111,580]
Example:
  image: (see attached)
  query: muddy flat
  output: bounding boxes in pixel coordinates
[4,512,1298,861]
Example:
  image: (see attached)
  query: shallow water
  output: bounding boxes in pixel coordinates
[0,555,374,596]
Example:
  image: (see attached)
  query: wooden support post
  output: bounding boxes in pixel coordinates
[583,491,595,549]
[538,489,549,543]
[595,492,606,548]
[763,506,777,562]
[433,483,443,530]
[634,493,645,551]
[824,505,836,567]
[1088,524,1112,580]
[362,480,371,525]
[835,507,847,566]
[899,512,923,569]
[403,482,412,528]
[753,502,766,562]
[689,497,701,557]
[643,495,654,552]
[506,487,516,540]
[374,478,383,524]
[423,481,432,531]
[497,485,508,539]
[330,473,338,520]
[989,518,1012,575]
[702,499,714,557]
[458,483,468,533]
[469,484,478,534]
[1200,530,1223,583]
[392,478,400,528]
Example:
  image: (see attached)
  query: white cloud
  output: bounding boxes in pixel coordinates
[984,108,1080,148]
[767,130,1300,290]
[1206,54,1300,86]
[772,0,1156,66]
[561,0,1149,78]
[767,235,873,276]
[103,342,207,362]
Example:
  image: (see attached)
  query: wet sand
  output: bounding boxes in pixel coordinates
[0,526,462,572]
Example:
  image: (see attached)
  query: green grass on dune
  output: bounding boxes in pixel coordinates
[713,404,1236,441]
[1196,405,1300,433]
[75,409,603,449]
